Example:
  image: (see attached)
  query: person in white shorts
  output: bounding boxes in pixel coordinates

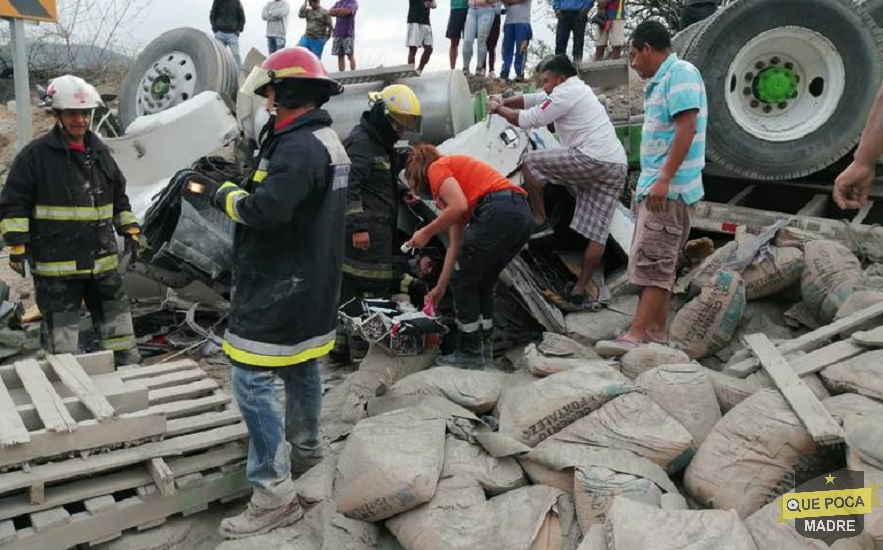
[592,0,625,61]
[407,0,437,72]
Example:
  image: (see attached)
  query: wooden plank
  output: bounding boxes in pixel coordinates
[746,334,845,445]
[0,519,15,545]
[147,378,219,406]
[29,483,43,506]
[0,352,113,390]
[0,375,29,447]
[83,495,115,515]
[792,340,868,377]
[116,360,199,382]
[725,301,883,377]
[0,443,246,521]
[0,412,167,469]
[852,325,883,347]
[29,507,70,533]
[147,459,176,497]
[46,355,115,422]
[8,467,248,550]
[0,423,248,496]
[126,369,206,391]
[15,383,147,432]
[14,360,78,433]
[145,394,231,419]
[165,410,241,438]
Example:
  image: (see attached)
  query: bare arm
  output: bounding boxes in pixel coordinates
[834,84,883,209]
[418,178,469,240]
[433,223,463,298]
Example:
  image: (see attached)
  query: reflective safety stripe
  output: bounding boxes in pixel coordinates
[32,254,119,277]
[100,335,136,351]
[400,274,414,294]
[223,330,336,368]
[33,204,113,221]
[457,319,481,333]
[480,318,493,330]
[226,190,248,223]
[253,170,268,183]
[0,218,29,233]
[114,210,138,228]
[342,262,395,280]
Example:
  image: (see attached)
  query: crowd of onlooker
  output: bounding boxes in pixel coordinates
[209,0,722,77]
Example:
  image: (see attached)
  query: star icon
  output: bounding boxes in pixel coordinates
[825,474,836,485]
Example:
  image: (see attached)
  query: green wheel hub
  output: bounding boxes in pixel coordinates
[151,75,171,99]
[755,66,798,104]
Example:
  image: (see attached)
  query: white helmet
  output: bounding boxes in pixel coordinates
[46,75,102,110]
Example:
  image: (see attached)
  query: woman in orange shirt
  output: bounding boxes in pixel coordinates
[405,143,532,369]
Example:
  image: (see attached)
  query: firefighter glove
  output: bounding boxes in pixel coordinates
[124,227,146,260]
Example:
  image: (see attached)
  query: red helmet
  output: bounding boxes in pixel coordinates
[245,47,343,98]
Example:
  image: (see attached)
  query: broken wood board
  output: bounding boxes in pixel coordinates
[0,442,246,521]
[791,340,867,377]
[0,376,29,447]
[0,412,167,469]
[14,382,148,431]
[14,360,78,434]
[499,255,566,333]
[115,360,199,382]
[745,334,845,445]
[724,301,883,377]
[45,355,115,423]
[852,325,883,347]
[145,393,232,419]
[0,351,114,390]
[5,465,248,549]
[18,305,42,324]
[147,459,176,497]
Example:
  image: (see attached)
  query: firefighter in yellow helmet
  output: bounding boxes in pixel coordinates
[332,84,423,364]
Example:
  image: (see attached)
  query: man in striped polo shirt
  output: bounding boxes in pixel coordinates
[597,20,707,356]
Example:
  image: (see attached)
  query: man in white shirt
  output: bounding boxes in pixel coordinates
[263,0,291,54]
[489,54,627,310]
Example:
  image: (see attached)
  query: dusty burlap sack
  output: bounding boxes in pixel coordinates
[536,393,694,473]
[388,367,505,413]
[573,465,663,531]
[834,290,883,337]
[671,270,746,359]
[498,364,635,447]
[620,344,690,380]
[577,525,608,550]
[707,368,830,412]
[820,350,883,402]
[386,479,574,550]
[845,415,883,471]
[689,241,738,292]
[684,390,822,518]
[636,363,721,447]
[523,344,616,378]
[537,332,599,359]
[336,407,447,522]
[606,498,758,549]
[846,446,883,545]
[440,435,527,496]
[801,240,862,323]
[746,498,875,549]
[741,246,805,300]
[824,393,883,425]
[774,226,822,251]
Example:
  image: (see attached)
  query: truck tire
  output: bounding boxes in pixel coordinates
[672,17,713,57]
[684,0,883,180]
[119,28,237,132]
[863,0,883,27]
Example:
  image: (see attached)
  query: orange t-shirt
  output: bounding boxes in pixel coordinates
[427,155,526,214]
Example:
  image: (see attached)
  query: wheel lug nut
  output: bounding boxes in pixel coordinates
[763,105,773,113]
[755,61,765,70]
[771,56,780,65]
[750,100,760,108]
[791,91,798,99]
[745,72,754,81]
[778,102,788,109]
[794,74,800,83]
[743,87,752,96]
[784,62,794,70]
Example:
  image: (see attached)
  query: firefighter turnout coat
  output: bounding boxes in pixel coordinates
[216,109,350,368]
[0,126,139,278]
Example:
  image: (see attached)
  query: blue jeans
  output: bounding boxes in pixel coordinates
[462,7,495,72]
[267,36,286,54]
[501,23,533,79]
[232,360,323,508]
[298,36,326,59]
[215,31,242,72]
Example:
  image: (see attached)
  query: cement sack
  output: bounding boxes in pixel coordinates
[497,364,635,447]
[824,393,883,425]
[573,464,663,531]
[684,390,822,518]
[801,240,862,323]
[741,246,805,300]
[336,407,447,522]
[708,368,830,413]
[846,445,883,544]
[620,344,690,380]
[845,415,883,470]
[388,367,504,414]
[835,290,883,337]
[578,525,607,550]
[746,498,875,549]
[820,350,883,401]
[537,332,599,359]
[671,270,746,359]
[523,344,616,377]
[386,479,573,550]
[440,435,527,496]
[536,393,694,473]
[775,225,822,251]
[606,498,758,550]
[636,363,721,446]
[689,241,737,292]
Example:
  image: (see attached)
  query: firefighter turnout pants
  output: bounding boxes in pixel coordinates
[34,272,140,366]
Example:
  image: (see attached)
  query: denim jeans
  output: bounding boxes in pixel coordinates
[215,31,243,72]
[232,359,323,508]
[267,36,286,54]
[462,7,495,72]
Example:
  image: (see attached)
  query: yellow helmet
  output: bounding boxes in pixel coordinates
[368,84,422,133]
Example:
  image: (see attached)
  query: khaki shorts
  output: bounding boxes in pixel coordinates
[594,19,625,48]
[628,198,692,291]
[406,23,433,48]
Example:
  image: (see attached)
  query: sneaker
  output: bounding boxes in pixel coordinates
[595,336,643,358]
[219,497,304,539]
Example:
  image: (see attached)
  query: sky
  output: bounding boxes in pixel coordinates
[129,0,558,73]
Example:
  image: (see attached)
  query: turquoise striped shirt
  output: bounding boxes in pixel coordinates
[637,54,707,205]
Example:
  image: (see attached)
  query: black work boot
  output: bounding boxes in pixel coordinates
[436,330,484,370]
[481,328,494,365]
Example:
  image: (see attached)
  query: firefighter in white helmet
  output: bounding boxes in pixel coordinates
[0,75,142,366]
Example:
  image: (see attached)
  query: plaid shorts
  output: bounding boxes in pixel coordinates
[522,148,627,243]
[332,36,355,56]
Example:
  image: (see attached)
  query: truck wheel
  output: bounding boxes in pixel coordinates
[119,28,237,132]
[684,0,882,180]
[863,0,883,27]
